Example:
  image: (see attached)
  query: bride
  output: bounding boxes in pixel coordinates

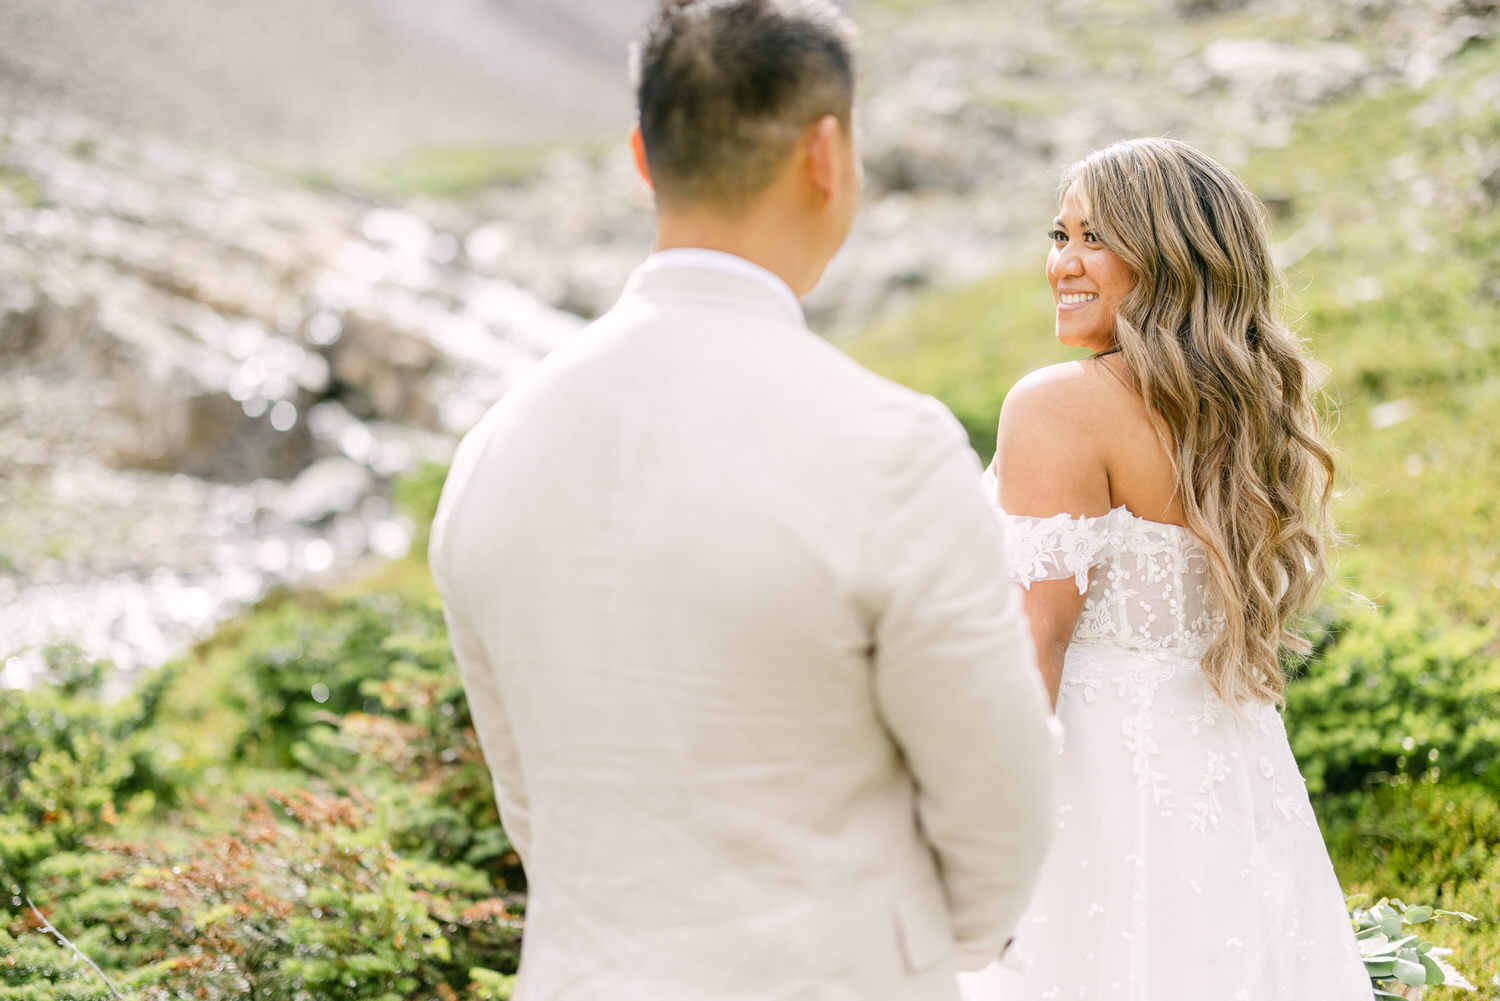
[963,138,1371,999]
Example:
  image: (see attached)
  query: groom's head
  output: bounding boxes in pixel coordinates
[630,0,860,292]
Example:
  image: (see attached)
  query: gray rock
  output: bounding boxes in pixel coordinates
[274,455,375,524]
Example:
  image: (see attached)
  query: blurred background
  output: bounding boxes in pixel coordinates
[1,0,1498,995]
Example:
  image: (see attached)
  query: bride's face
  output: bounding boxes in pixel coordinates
[1047,184,1136,353]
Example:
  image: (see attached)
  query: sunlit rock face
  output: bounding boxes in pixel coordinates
[0,114,583,680]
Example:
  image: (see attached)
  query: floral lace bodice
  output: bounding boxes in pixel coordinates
[981,469,1223,659]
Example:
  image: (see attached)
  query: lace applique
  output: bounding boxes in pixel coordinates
[1001,506,1134,594]
[983,471,1225,657]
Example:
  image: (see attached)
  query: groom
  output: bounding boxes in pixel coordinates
[429,1,1056,998]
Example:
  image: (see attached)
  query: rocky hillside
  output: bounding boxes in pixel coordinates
[0,0,1495,681]
[0,114,581,680]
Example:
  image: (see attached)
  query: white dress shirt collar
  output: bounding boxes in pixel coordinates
[638,248,805,326]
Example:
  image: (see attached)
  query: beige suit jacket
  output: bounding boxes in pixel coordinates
[430,260,1056,1001]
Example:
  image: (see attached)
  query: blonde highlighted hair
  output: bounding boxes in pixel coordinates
[1063,137,1336,707]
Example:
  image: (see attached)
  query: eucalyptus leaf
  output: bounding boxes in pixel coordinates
[1380,914,1404,938]
[1405,906,1434,923]
[1419,954,1445,985]
[1394,955,1428,987]
[1364,960,1397,978]
[1434,909,1479,922]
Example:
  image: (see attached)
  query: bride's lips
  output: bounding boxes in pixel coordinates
[1056,291,1100,311]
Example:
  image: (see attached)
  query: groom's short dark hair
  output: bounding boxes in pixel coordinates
[632,0,857,212]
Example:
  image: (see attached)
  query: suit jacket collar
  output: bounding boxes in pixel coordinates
[622,254,808,329]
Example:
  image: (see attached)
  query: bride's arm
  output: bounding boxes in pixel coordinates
[1013,579,1086,709]
[994,367,1112,709]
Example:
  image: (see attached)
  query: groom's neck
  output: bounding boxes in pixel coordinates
[653,199,819,300]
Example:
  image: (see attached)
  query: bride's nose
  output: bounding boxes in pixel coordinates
[1051,245,1085,279]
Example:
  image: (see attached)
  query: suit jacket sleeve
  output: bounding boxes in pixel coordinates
[868,402,1058,971]
[430,470,534,866]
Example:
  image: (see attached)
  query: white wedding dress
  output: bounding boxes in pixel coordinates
[963,471,1371,1001]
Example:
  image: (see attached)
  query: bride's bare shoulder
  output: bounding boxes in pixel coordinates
[1000,358,1125,426]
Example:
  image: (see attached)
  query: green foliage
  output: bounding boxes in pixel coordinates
[0,647,182,887]
[393,461,450,560]
[291,636,521,887]
[1321,781,1500,995]
[1,570,522,999]
[227,592,446,766]
[0,925,128,1001]
[1286,605,1500,797]
[215,589,521,890]
[6,790,521,1001]
[1349,895,1478,995]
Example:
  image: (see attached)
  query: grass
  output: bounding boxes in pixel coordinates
[1323,782,1500,993]
[843,265,1085,458]
[366,141,593,200]
[0,164,42,207]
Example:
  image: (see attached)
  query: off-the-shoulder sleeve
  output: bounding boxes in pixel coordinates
[979,467,1126,593]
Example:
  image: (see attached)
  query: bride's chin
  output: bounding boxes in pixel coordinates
[1054,328,1095,350]
[1055,321,1113,353]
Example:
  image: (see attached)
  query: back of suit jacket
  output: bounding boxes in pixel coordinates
[430,261,1055,1001]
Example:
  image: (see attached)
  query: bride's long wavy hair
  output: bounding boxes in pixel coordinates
[1062,137,1336,707]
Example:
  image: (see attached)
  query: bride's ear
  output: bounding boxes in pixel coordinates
[630,126,655,192]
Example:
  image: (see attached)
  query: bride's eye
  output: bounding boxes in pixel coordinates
[1083,231,1103,245]
[1048,229,1067,243]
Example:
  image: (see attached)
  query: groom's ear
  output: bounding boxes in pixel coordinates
[803,114,843,202]
[630,126,655,192]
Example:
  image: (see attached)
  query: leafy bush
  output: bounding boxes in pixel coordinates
[214,590,521,890]
[1286,605,1500,797]
[291,635,521,888]
[228,593,446,765]
[6,790,521,1001]
[0,647,184,888]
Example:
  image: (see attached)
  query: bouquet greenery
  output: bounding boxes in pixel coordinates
[1350,895,1477,999]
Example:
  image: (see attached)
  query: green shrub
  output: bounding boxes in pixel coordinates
[0,647,183,888]
[6,790,521,1001]
[215,590,520,890]
[1287,604,1500,797]
[228,593,448,766]
[291,635,522,889]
